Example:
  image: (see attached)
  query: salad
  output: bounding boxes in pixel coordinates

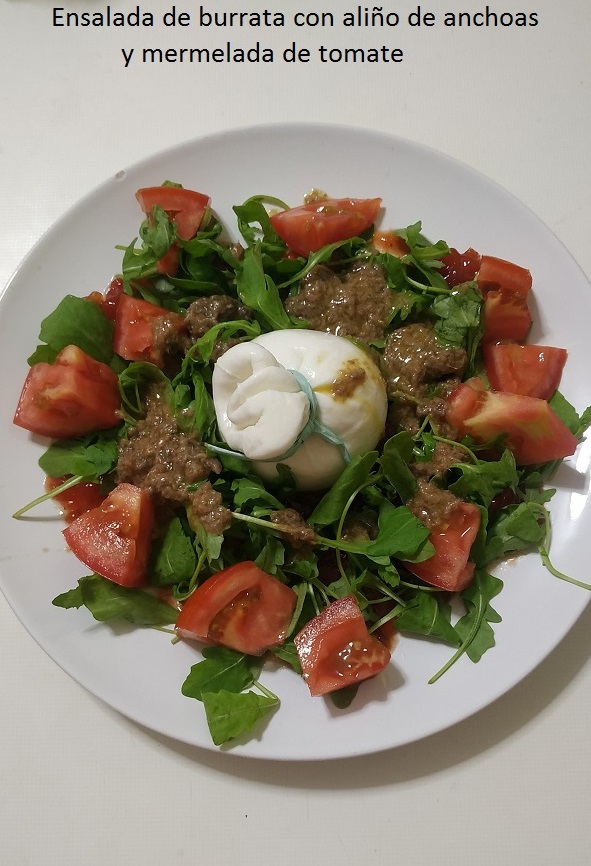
[11,184,591,747]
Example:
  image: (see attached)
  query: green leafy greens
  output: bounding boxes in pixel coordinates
[15,183,591,749]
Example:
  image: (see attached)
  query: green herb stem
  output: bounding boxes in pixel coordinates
[13,474,87,518]
[432,435,479,464]
[428,611,484,684]
[368,603,405,634]
[253,680,279,702]
[538,507,591,591]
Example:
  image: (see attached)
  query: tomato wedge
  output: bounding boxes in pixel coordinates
[371,229,409,258]
[482,289,532,342]
[13,345,120,439]
[136,186,210,242]
[440,247,482,287]
[113,294,183,367]
[446,377,578,465]
[63,483,154,587]
[477,255,532,297]
[45,476,107,522]
[101,277,124,320]
[484,343,567,400]
[175,562,297,656]
[294,595,391,697]
[270,197,382,257]
[155,244,181,276]
[403,501,481,592]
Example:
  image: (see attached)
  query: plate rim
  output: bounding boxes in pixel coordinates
[1,120,590,760]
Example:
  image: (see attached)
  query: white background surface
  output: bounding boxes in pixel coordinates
[1,0,590,863]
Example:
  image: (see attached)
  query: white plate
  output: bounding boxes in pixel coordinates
[1,123,590,760]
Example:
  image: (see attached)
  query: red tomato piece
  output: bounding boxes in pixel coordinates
[13,345,120,440]
[440,247,482,287]
[135,186,210,242]
[446,377,578,465]
[175,562,297,656]
[482,289,532,342]
[45,476,107,522]
[270,197,382,257]
[294,595,391,697]
[113,294,183,367]
[403,501,481,592]
[155,244,181,277]
[371,229,409,257]
[477,255,532,297]
[101,277,124,320]
[63,483,154,587]
[484,343,567,400]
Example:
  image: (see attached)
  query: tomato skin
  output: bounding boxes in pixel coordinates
[483,289,532,342]
[156,244,181,277]
[477,255,532,297]
[446,377,578,465]
[175,562,297,656]
[371,229,409,258]
[484,343,567,400]
[440,247,482,287]
[294,595,391,697]
[13,345,120,439]
[136,186,209,277]
[270,197,382,257]
[63,483,154,587]
[113,294,182,367]
[135,186,210,242]
[102,277,124,320]
[45,476,107,522]
[403,502,481,592]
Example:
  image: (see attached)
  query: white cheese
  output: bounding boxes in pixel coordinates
[212,329,388,490]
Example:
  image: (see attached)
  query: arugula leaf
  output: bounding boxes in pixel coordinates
[121,240,159,282]
[118,362,173,420]
[181,645,278,745]
[379,432,417,501]
[432,282,483,371]
[52,586,83,609]
[396,592,460,646]
[139,205,178,258]
[315,502,433,563]
[38,432,119,480]
[455,569,503,661]
[308,451,378,528]
[121,206,178,281]
[394,222,450,290]
[448,450,518,509]
[271,641,302,674]
[397,222,449,263]
[482,501,546,566]
[172,375,216,438]
[150,517,197,586]
[330,685,359,709]
[202,689,279,746]
[236,243,294,331]
[233,195,287,246]
[254,536,286,575]
[429,568,503,682]
[360,503,432,561]
[185,319,260,366]
[181,647,262,700]
[52,575,177,626]
[231,476,285,511]
[550,391,591,438]
[28,296,114,365]
[191,518,224,563]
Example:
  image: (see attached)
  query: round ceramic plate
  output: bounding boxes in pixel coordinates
[1,123,590,760]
